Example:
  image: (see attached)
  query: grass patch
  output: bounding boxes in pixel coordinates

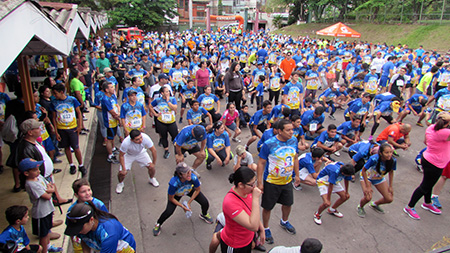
[274,23,450,52]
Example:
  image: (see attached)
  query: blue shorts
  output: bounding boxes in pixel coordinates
[106,127,118,140]
[42,137,55,152]
[379,76,390,87]
[226,122,237,131]
[359,177,386,186]
[405,106,422,114]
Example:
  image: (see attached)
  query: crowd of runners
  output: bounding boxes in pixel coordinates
[1,28,450,252]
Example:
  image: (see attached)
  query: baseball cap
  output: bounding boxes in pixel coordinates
[391,101,401,112]
[103,67,113,73]
[18,158,44,173]
[257,61,263,65]
[127,90,138,96]
[20,119,42,133]
[192,125,206,141]
[158,73,169,80]
[235,145,246,156]
[97,73,105,79]
[332,82,340,89]
[370,65,377,70]
[64,203,94,236]
[175,162,191,174]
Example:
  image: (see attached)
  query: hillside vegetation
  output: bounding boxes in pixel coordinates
[274,23,450,52]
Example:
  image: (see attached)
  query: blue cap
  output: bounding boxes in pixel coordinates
[18,158,44,173]
[257,61,264,65]
[192,126,206,141]
[158,73,169,80]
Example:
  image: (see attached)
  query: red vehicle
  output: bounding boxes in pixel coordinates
[117,27,144,42]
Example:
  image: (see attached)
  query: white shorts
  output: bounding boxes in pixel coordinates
[299,168,311,181]
[318,182,345,196]
[120,151,152,171]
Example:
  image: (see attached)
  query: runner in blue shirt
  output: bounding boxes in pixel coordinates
[301,106,326,140]
[337,117,361,148]
[269,104,290,123]
[153,162,213,236]
[291,115,309,151]
[357,143,396,218]
[369,98,401,141]
[186,100,213,131]
[174,125,207,177]
[65,202,136,253]
[398,94,428,126]
[294,148,329,190]
[312,124,343,157]
[120,90,147,136]
[379,56,397,93]
[348,140,380,175]
[205,121,232,170]
[314,162,354,225]
[245,100,272,151]
[179,79,197,124]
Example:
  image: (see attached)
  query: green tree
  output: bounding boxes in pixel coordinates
[108,0,178,30]
[218,0,224,15]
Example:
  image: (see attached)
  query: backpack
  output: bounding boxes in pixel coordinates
[1,115,18,143]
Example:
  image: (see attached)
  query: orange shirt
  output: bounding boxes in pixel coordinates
[187,40,196,50]
[376,123,407,142]
[280,58,296,80]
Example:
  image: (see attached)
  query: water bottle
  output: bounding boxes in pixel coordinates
[182,200,192,218]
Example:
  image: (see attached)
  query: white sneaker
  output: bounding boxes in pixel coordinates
[116,182,124,194]
[149,177,160,187]
[334,151,341,157]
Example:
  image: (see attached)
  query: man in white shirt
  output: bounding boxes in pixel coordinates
[116,129,159,194]
[371,52,385,77]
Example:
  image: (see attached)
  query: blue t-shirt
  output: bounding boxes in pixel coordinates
[123,86,145,105]
[206,131,230,152]
[363,154,397,180]
[186,107,208,125]
[298,153,316,174]
[317,162,352,185]
[293,126,305,140]
[257,128,275,149]
[269,104,290,122]
[349,141,375,162]
[259,136,299,185]
[301,110,325,127]
[94,90,105,107]
[78,218,136,252]
[381,61,395,77]
[345,98,370,117]
[50,96,81,129]
[318,88,341,102]
[374,101,394,116]
[197,94,219,111]
[250,109,270,126]
[174,125,206,149]
[68,197,109,213]
[127,69,148,79]
[120,102,147,131]
[337,121,360,136]
[282,81,304,110]
[180,85,197,100]
[406,94,427,111]
[168,174,201,197]
[312,131,341,147]
[256,82,264,97]
[101,94,120,128]
[0,225,30,251]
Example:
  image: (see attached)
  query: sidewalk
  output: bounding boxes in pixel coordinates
[0,105,97,251]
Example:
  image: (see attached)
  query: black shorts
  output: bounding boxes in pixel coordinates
[250,124,267,136]
[175,145,201,155]
[19,244,40,253]
[32,212,53,237]
[181,99,193,109]
[380,115,394,124]
[220,238,252,253]
[57,128,79,149]
[106,126,118,140]
[261,181,294,210]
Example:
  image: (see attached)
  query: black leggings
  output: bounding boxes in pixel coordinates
[371,115,394,136]
[408,156,443,208]
[349,151,365,173]
[229,90,243,111]
[155,120,178,149]
[157,190,209,225]
[269,90,280,105]
[207,108,222,123]
[207,148,232,165]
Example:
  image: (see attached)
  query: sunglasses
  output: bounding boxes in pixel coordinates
[245,180,257,187]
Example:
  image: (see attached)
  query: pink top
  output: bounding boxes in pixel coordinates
[196,68,210,88]
[423,124,450,168]
[221,109,239,126]
[221,187,253,248]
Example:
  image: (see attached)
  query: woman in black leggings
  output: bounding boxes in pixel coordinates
[150,86,179,159]
[153,162,213,236]
[404,112,450,220]
[224,62,244,111]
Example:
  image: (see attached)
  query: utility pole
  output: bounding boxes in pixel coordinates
[189,0,193,29]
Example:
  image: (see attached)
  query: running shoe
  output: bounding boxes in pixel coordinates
[334,151,341,157]
[48,245,63,252]
[163,150,170,159]
[357,205,366,218]
[292,182,302,191]
[69,165,77,175]
[206,163,212,170]
[115,183,124,194]
[393,150,399,157]
[153,223,161,236]
[421,203,442,215]
[265,229,274,244]
[370,201,385,214]
[328,115,336,120]
[148,177,160,187]
[107,156,119,164]
[79,166,87,178]
[279,220,296,234]
[432,196,442,209]
[232,138,241,143]
[327,208,344,218]
[313,212,322,225]
[416,122,424,127]
[368,135,373,141]
[199,213,214,224]
[417,164,423,173]
[403,206,420,220]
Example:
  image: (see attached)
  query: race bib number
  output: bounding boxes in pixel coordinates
[161,112,173,123]
[309,123,317,132]
[397,80,404,87]
[60,112,74,124]
[131,117,142,128]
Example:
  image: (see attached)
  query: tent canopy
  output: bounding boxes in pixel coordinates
[316,22,361,38]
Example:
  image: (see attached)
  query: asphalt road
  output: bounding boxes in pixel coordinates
[103,91,450,253]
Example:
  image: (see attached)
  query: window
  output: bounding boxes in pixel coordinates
[197,5,204,10]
